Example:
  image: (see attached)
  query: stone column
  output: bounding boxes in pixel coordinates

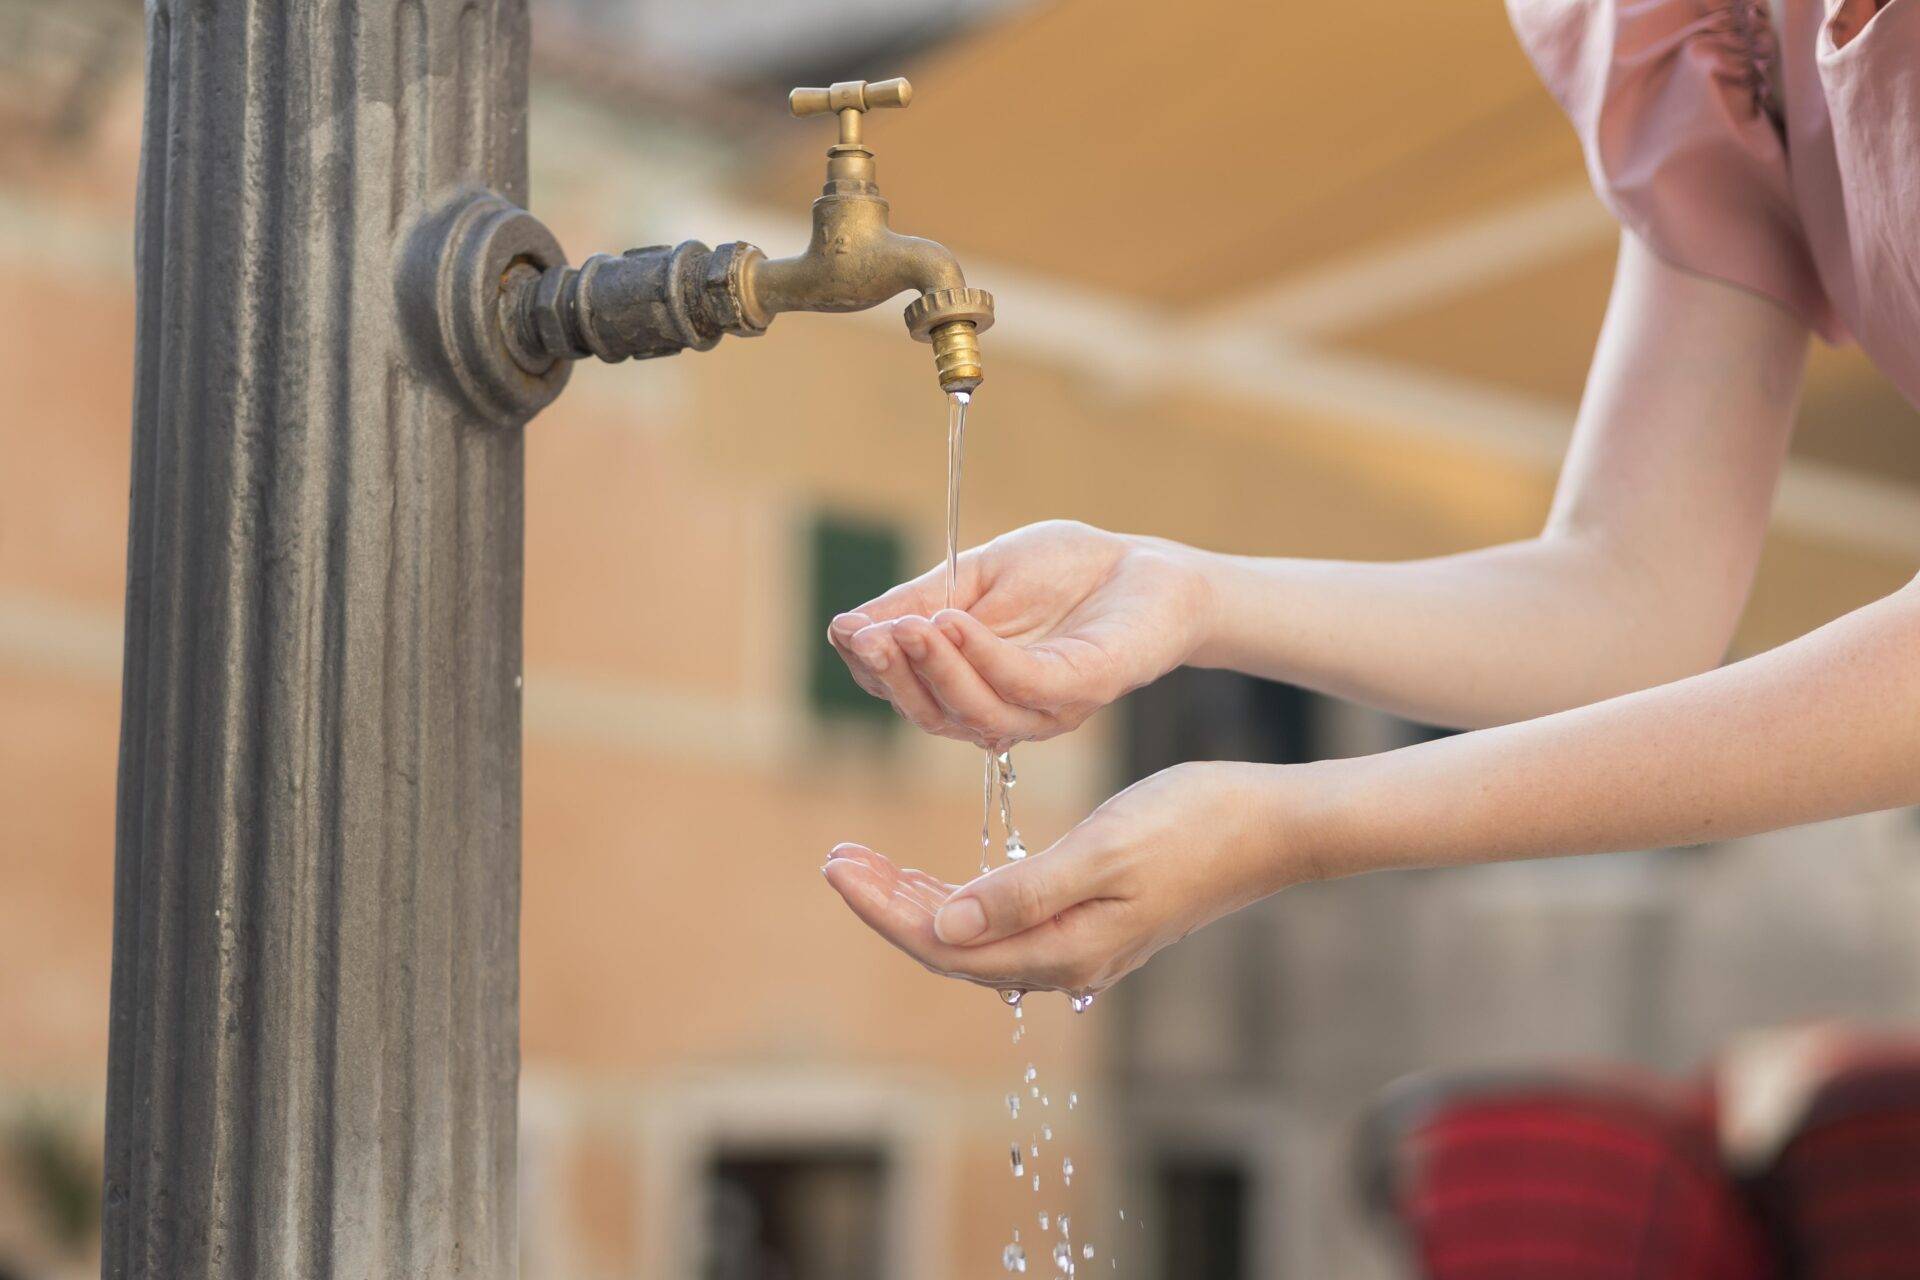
[105,2,540,1274]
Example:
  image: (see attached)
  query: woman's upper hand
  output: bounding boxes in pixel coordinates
[819,761,1316,997]
[825,520,1214,749]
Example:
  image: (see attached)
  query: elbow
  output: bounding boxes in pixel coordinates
[1546,526,1749,699]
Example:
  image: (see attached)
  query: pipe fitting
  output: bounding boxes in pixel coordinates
[504,240,770,369]
[905,286,995,394]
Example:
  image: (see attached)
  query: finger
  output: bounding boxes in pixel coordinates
[892,616,1055,746]
[933,833,1117,948]
[826,842,892,876]
[850,621,953,734]
[931,609,1109,716]
[826,614,890,699]
[892,868,953,915]
[824,855,1111,992]
[897,866,960,901]
[848,549,989,627]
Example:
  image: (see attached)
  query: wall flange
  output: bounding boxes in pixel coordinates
[404,190,571,427]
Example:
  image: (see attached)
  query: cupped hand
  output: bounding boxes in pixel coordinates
[825,520,1212,750]
[819,761,1314,997]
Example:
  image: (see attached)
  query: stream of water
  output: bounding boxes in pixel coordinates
[943,390,1125,1273]
[946,393,1030,877]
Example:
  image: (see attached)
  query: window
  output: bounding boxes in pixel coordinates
[805,514,904,726]
[706,1149,887,1280]
[1155,1158,1250,1280]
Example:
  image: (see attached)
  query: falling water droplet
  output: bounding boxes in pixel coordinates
[1062,1156,1074,1185]
[1029,1143,1039,1159]
[1082,1244,1095,1261]
[1032,1173,1040,1191]
[1059,1215,1071,1238]
[1068,1091,1078,1110]
[980,752,995,874]
[1005,835,1028,860]
[1041,1094,1050,1107]
[1042,1124,1053,1140]
[1031,1086,1041,1099]
[1025,1064,1038,1083]
[1010,1144,1024,1177]
[1007,1093,1021,1119]
[1053,1242,1072,1272]
[1003,1243,1027,1273]
[1039,1212,1050,1231]
[1070,993,1095,1014]
[1001,989,1024,1007]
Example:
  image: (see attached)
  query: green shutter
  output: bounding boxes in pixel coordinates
[807,514,904,724]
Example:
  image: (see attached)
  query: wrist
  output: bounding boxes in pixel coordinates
[1180,548,1256,671]
[1124,535,1226,667]
[1247,756,1379,891]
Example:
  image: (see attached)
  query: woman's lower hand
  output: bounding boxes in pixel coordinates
[826,520,1214,749]
[819,761,1322,997]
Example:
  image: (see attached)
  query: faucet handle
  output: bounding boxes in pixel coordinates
[789,78,913,118]
[789,78,913,147]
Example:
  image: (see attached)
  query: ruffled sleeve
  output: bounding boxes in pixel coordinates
[1507,0,1840,339]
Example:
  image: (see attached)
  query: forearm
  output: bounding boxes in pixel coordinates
[1183,237,1804,731]
[1187,533,1732,729]
[1288,578,1920,882]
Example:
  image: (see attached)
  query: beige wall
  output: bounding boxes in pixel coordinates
[3,35,1919,1279]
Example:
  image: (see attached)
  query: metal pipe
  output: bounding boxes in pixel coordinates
[106,2,532,1274]
[497,75,995,395]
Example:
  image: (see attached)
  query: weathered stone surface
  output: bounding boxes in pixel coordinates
[107,3,533,1274]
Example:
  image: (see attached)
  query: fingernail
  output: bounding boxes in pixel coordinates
[934,896,987,944]
[897,628,929,661]
[830,612,865,637]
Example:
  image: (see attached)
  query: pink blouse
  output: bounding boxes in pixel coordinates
[1507,0,1920,406]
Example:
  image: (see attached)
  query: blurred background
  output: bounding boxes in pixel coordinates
[4,0,1920,1276]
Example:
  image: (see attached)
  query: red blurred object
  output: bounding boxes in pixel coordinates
[1755,1045,1920,1280]
[1360,1071,1776,1279]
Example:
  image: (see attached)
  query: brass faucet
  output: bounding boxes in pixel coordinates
[499,76,994,396]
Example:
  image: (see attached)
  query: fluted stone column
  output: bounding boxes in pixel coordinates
[105,2,536,1274]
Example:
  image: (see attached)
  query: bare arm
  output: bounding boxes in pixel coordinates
[1311,575,1920,875]
[834,233,1810,740]
[822,575,1920,997]
[1194,233,1810,727]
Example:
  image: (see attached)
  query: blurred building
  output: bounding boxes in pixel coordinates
[2,1,1918,1277]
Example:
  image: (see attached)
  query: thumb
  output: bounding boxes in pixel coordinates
[934,848,1081,946]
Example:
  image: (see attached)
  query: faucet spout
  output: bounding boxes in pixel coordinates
[735,186,992,394]
[490,76,992,397]
[745,223,966,321]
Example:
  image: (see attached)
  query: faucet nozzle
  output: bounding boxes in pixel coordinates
[930,321,984,395]
[905,286,995,395]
